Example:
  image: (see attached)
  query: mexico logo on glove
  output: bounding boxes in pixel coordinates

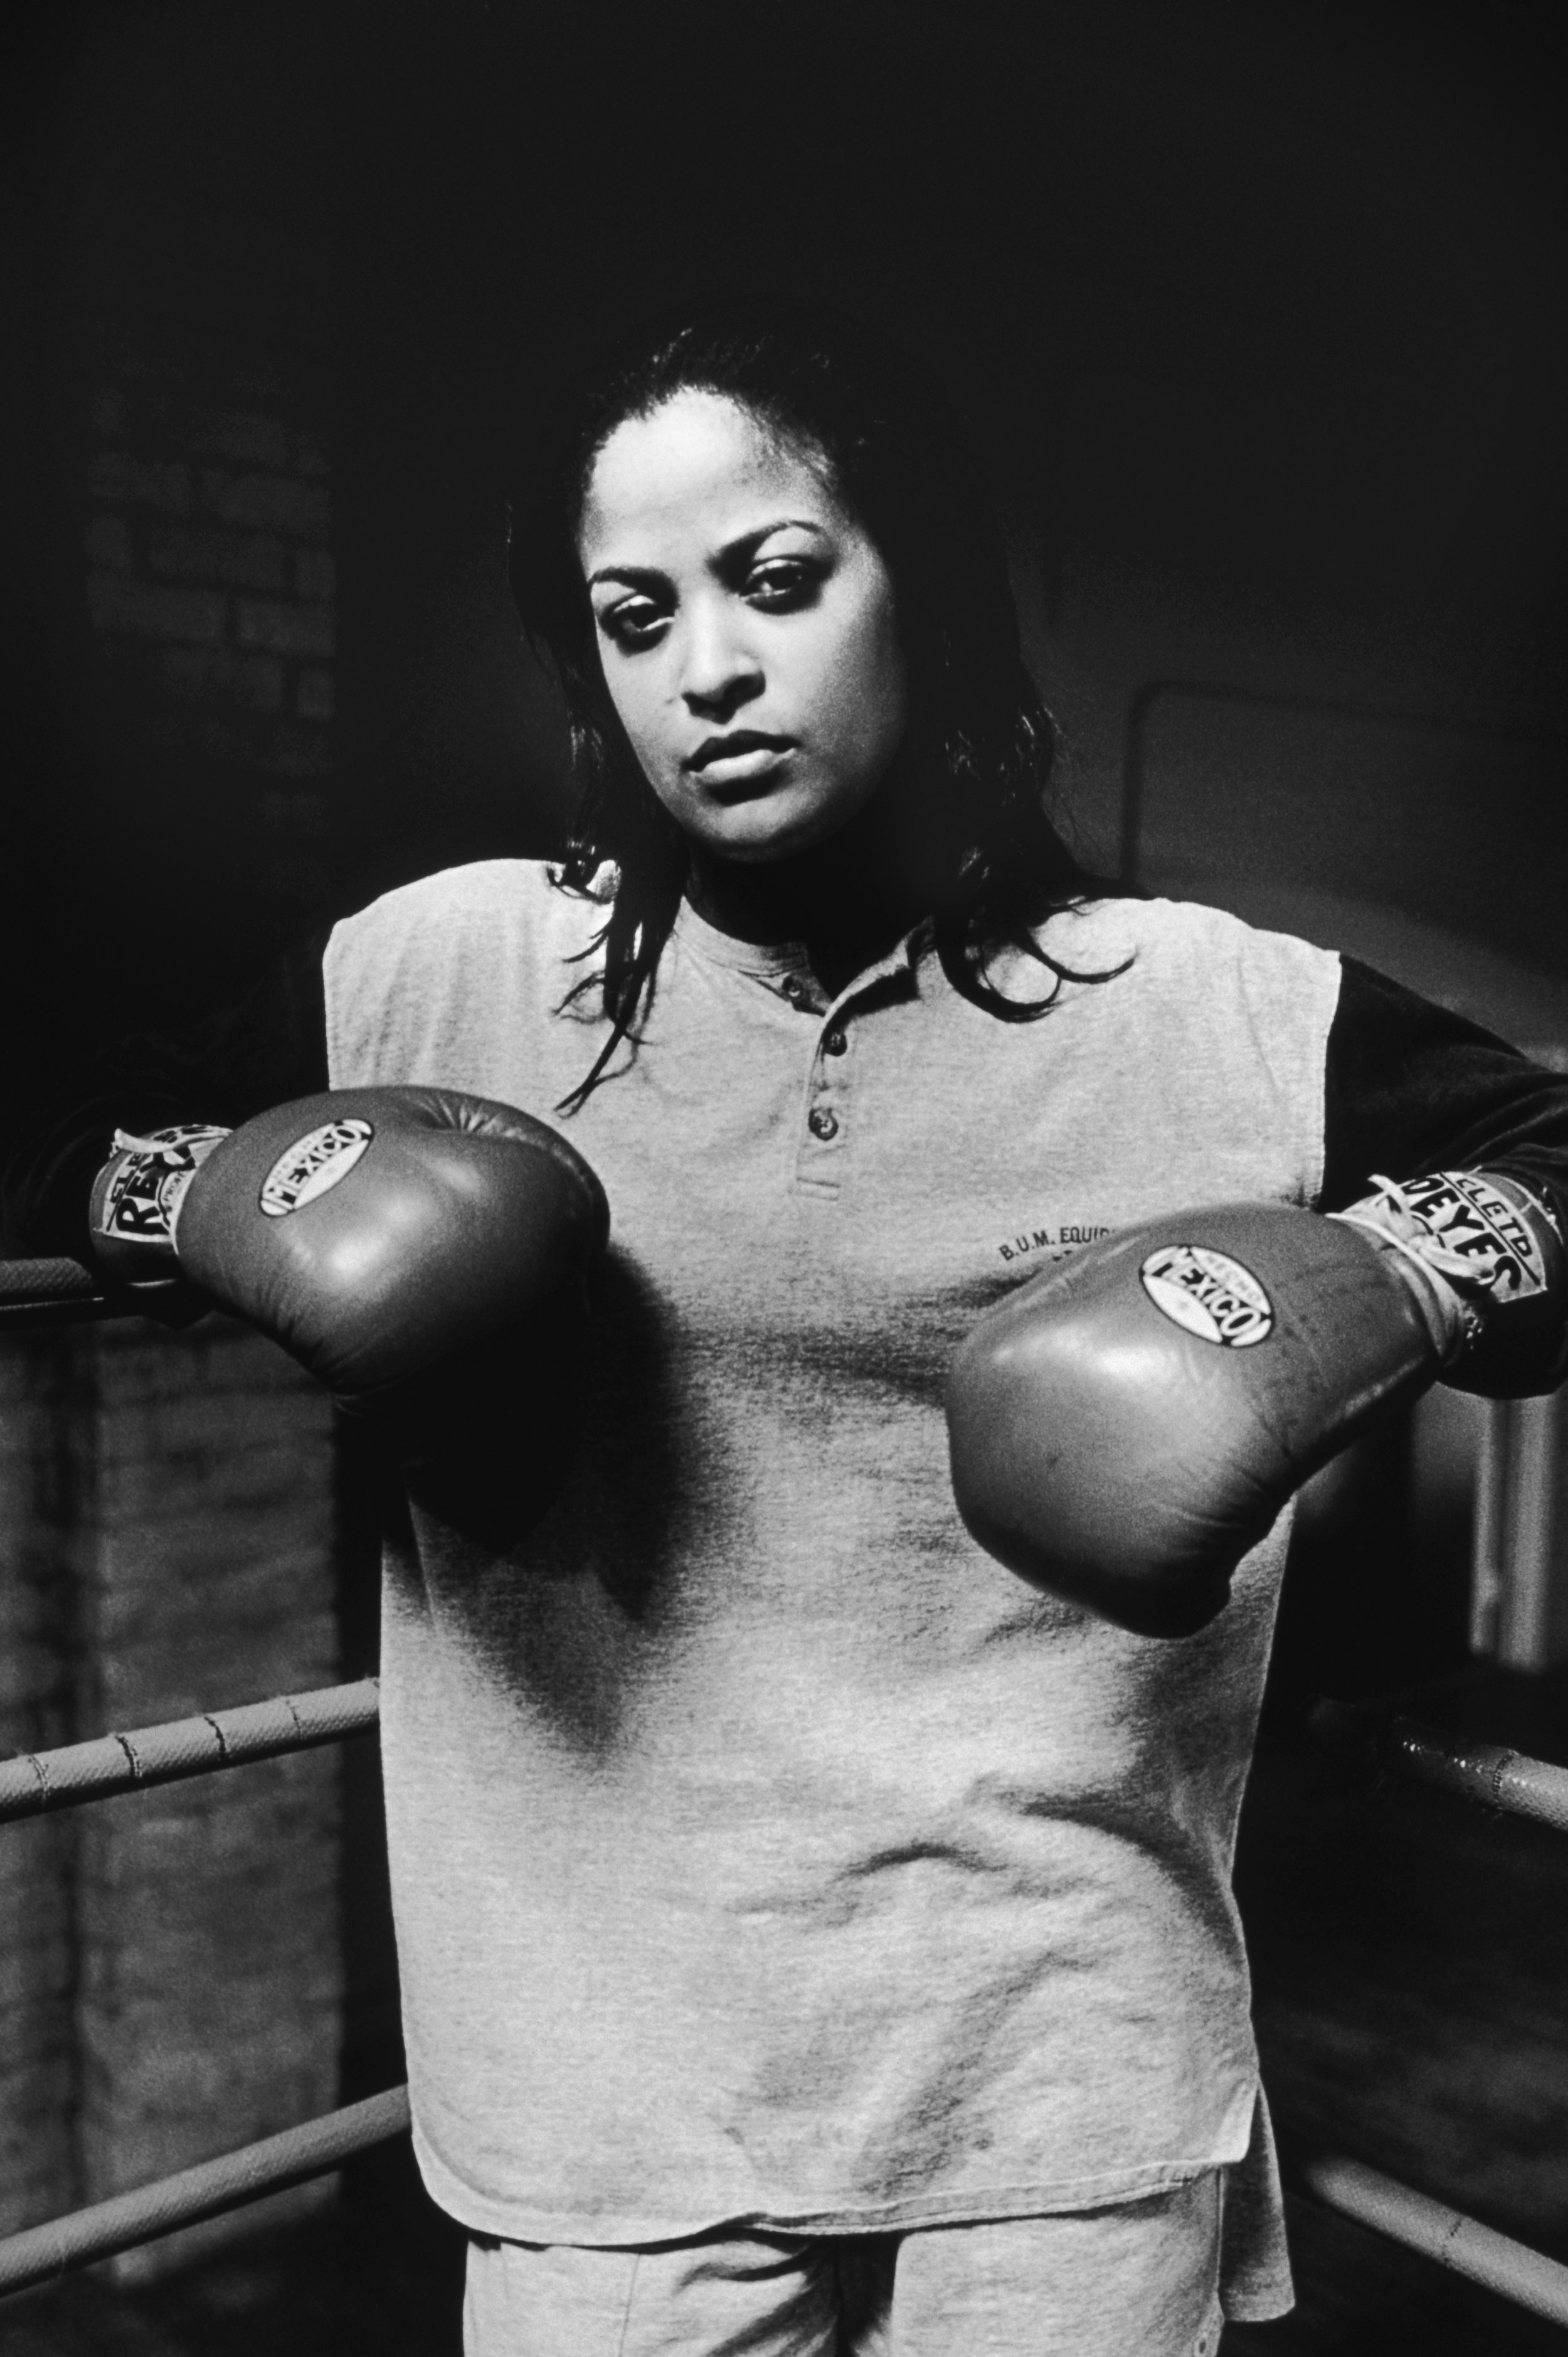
[260,1119,374,1218]
[1139,1243,1274,1348]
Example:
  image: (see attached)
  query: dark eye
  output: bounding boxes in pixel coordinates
[745,560,820,611]
[596,596,669,651]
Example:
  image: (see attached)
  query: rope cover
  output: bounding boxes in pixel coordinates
[1301,2152,1568,2328]
[1384,1716,1568,1836]
[0,2086,411,2297]
[0,1681,381,1825]
[1307,1698,1568,1836]
[0,1254,189,1331]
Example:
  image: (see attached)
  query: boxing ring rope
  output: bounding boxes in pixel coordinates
[0,1242,411,2293]
[0,2088,411,2299]
[1295,2155,1568,2329]
[0,1664,406,2297]
[0,1678,381,1824]
[0,1649,403,2290]
[0,1253,177,1331]
[3,1256,1567,2322]
[1307,1696,1568,1836]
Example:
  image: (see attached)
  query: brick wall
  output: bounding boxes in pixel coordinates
[0,1317,342,2278]
[81,379,336,932]
[16,3,342,1018]
[0,1336,77,2246]
[72,1317,342,2282]
[0,6,364,2285]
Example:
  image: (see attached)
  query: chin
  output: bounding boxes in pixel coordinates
[712,791,877,868]
[714,829,815,867]
[703,806,825,866]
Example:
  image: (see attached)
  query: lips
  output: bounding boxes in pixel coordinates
[686,732,795,772]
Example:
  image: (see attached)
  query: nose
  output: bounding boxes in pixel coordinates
[679,597,763,722]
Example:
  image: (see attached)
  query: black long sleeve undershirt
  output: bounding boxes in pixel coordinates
[1321,959,1568,1233]
[6,938,1568,1383]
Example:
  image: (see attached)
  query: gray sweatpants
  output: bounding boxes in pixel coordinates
[463,2178,1230,2356]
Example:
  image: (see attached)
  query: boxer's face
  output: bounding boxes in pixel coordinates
[578,391,908,865]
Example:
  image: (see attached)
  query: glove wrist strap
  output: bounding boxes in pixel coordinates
[90,1124,231,1272]
[1330,1169,1564,1388]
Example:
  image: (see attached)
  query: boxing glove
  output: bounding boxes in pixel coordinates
[89,1088,609,1492]
[1331,1167,1565,1398]
[946,1201,1447,1639]
[89,1120,231,1306]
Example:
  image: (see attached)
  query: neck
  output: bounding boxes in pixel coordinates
[683,771,945,996]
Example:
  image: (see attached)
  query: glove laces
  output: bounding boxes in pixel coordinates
[1330,1174,1476,1363]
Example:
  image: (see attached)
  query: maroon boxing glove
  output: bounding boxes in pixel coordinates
[90,1089,608,1513]
[945,1202,1447,1639]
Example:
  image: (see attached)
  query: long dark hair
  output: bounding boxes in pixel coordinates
[507,297,1120,1109]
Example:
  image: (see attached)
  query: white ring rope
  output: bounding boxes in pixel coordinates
[0,1679,380,1824]
[0,2087,411,2297]
[1300,2153,1568,2328]
[1308,1698,1568,1836]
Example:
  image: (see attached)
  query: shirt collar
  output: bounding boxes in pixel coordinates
[672,897,931,1003]
[670,897,805,977]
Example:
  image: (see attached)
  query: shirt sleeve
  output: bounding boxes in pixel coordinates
[0,931,332,1262]
[1322,956,1568,1392]
[1321,959,1568,1221]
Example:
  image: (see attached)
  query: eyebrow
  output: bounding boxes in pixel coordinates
[587,518,830,591]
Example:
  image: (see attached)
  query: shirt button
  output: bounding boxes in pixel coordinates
[781,974,806,1001]
[822,1028,847,1056]
[808,1108,839,1141]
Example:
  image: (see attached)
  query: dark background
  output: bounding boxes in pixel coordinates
[3,0,1564,1077]
[1,10,1566,2348]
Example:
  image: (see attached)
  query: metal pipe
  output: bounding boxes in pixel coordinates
[0,2085,411,2297]
[1307,1698,1568,1836]
[1300,2152,1568,2328]
[0,1680,381,1826]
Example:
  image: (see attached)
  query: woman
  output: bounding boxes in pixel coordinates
[13,298,1568,2354]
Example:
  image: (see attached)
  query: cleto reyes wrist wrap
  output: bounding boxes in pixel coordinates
[88,1124,232,1280]
[1330,1168,1565,1395]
